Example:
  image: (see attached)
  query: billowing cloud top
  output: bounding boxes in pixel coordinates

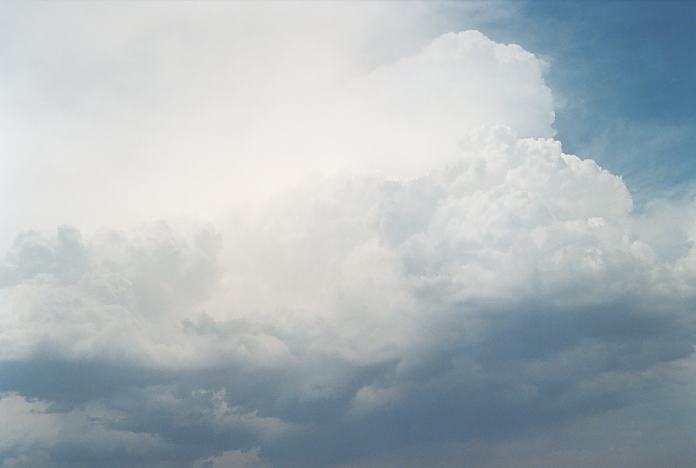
[1,4,696,468]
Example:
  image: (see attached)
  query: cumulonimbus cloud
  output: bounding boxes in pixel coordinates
[1,18,696,468]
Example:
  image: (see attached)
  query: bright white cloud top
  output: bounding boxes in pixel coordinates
[1,3,696,468]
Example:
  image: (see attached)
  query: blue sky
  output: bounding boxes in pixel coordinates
[460,1,696,202]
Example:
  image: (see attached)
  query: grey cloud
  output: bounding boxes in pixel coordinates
[1,8,695,466]
[3,129,696,466]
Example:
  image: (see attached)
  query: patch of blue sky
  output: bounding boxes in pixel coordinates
[451,0,696,205]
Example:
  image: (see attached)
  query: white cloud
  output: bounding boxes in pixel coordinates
[0,3,539,249]
[1,3,695,467]
[0,393,167,468]
[343,31,554,177]
[3,124,695,465]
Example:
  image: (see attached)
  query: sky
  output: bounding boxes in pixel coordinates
[1,1,696,467]
[487,1,696,203]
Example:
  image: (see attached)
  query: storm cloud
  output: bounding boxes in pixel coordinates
[2,2,696,467]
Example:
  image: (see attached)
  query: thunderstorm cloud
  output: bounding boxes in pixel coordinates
[1,2,695,467]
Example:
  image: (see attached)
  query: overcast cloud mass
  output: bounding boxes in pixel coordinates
[2,2,696,467]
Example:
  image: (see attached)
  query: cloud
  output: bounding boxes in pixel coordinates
[0,2,538,248]
[333,30,555,178]
[1,4,696,467]
[197,449,266,468]
[3,124,696,466]
[0,393,169,468]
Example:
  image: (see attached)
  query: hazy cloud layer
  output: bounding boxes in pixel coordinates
[2,3,696,467]
[0,1,523,246]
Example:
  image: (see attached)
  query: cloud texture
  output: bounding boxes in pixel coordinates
[2,3,696,467]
